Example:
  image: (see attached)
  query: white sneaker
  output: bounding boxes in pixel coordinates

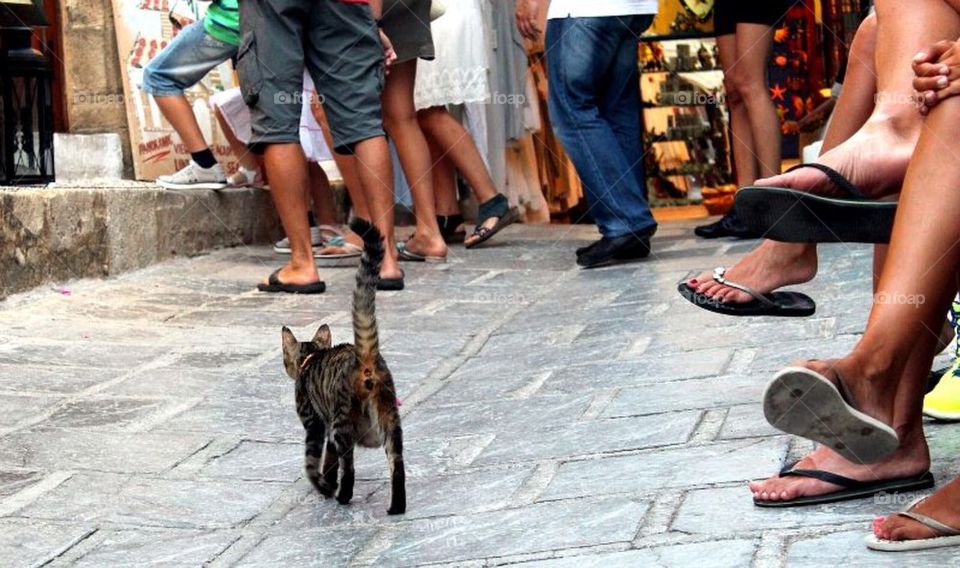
[157,160,228,190]
[274,226,325,254]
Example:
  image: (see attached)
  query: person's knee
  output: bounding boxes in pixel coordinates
[723,76,745,107]
[731,73,769,105]
[416,107,444,131]
[383,108,418,135]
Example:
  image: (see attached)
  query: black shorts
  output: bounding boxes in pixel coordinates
[237,0,385,154]
[714,0,795,35]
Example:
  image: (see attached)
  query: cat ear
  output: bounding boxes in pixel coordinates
[313,324,332,348]
[282,326,299,353]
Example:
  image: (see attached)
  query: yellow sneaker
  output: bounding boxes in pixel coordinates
[924,361,960,422]
[923,316,960,422]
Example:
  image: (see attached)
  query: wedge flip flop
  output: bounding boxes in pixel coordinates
[397,242,447,263]
[733,163,897,244]
[466,194,520,249]
[677,267,815,317]
[753,467,934,508]
[763,366,899,464]
[257,269,326,295]
[866,496,960,551]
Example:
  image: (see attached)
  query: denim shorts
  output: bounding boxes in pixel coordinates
[142,22,237,96]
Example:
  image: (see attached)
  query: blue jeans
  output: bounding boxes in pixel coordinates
[546,15,657,238]
[142,22,237,96]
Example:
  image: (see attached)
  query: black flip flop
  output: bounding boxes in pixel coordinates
[733,163,897,244]
[754,467,934,508]
[257,269,326,294]
[465,194,519,249]
[377,269,405,291]
[677,267,815,317]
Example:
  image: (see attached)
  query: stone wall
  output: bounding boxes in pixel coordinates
[58,0,133,177]
[0,185,282,300]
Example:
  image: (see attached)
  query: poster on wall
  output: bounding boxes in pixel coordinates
[646,0,715,37]
[111,0,239,181]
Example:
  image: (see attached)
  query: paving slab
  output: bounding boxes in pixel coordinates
[71,529,239,567]
[517,539,758,568]
[0,222,953,566]
[372,497,649,566]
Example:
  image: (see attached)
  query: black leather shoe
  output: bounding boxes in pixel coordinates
[576,238,603,258]
[694,211,758,239]
[576,229,655,269]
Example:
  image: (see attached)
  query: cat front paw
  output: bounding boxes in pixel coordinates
[317,481,337,498]
[310,477,337,497]
[387,504,406,515]
[335,489,353,505]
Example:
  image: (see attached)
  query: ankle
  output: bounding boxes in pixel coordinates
[844,350,899,393]
[868,106,921,139]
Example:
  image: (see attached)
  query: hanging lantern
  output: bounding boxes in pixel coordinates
[0,0,54,185]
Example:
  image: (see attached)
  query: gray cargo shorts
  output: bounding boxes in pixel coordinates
[237,0,385,154]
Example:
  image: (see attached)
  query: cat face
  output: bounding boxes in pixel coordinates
[281,325,333,379]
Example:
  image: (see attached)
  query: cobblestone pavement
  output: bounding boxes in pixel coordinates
[0,221,957,567]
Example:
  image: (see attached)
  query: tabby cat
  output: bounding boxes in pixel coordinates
[281,219,406,515]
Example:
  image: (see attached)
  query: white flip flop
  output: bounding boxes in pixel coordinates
[763,366,899,464]
[866,496,960,551]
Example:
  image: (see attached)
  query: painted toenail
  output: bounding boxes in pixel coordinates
[914,51,927,62]
[938,76,949,87]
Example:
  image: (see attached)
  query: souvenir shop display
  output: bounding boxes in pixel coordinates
[639,34,735,208]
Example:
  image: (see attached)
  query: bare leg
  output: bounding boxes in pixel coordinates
[308,162,337,227]
[418,106,509,246]
[311,100,369,220]
[260,144,320,286]
[757,2,948,197]
[732,23,781,179]
[430,140,460,216]
[213,106,260,173]
[787,0,960,429]
[382,60,446,258]
[822,14,878,151]
[417,107,498,203]
[691,14,879,305]
[353,137,402,280]
[154,96,209,153]
[716,33,756,187]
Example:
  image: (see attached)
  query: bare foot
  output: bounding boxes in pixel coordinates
[464,215,502,248]
[757,118,916,199]
[749,436,930,503]
[401,234,448,259]
[688,241,818,304]
[791,358,899,433]
[874,476,960,541]
[261,262,320,286]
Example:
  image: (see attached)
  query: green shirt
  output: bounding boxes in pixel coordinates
[204,0,240,47]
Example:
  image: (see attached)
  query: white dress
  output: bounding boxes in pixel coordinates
[414,0,491,110]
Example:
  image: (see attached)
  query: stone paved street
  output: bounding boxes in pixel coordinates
[0,221,957,567]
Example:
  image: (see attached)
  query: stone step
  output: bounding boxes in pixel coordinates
[0,183,281,300]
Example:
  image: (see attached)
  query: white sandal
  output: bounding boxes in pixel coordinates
[866,496,960,551]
